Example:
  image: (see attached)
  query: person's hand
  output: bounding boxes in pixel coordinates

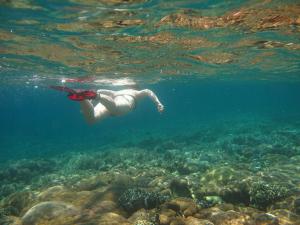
[158,103,164,113]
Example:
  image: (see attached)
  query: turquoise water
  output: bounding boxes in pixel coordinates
[1,0,300,224]
[1,80,300,161]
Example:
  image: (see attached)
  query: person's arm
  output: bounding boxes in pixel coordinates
[138,89,164,112]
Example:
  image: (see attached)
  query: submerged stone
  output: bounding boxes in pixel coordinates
[209,210,252,225]
[21,201,79,225]
[254,213,279,225]
[74,175,107,191]
[96,212,130,225]
[1,191,34,216]
[294,198,300,215]
[185,217,214,225]
[89,200,119,214]
[165,198,198,214]
[270,209,300,225]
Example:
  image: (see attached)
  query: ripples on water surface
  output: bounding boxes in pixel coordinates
[1,1,300,225]
[1,0,300,83]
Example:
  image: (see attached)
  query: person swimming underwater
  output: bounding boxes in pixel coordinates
[50,86,164,124]
[79,89,164,124]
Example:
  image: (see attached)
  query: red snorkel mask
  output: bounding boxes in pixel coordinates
[50,86,97,101]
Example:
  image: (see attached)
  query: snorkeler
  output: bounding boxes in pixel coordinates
[50,86,164,124]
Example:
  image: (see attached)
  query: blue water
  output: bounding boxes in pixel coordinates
[1,79,300,161]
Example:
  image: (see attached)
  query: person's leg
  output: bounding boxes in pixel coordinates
[80,100,111,124]
[80,100,96,124]
[97,94,118,114]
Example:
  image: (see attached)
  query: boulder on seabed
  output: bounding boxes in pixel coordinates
[21,201,79,225]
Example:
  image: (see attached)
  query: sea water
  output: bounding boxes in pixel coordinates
[1,0,300,224]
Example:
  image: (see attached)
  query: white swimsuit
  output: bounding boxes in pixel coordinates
[113,95,136,115]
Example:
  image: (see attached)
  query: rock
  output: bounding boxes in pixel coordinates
[37,186,65,200]
[134,175,152,187]
[170,217,185,225]
[1,191,34,216]
[97,212,130,225]
[159,213,171,225]
[193,206,223,220]
[210,210,252,225]
[215,203,235,212]
[269,209,300,225]
[183,205,198,217]
[90,200,118,214]
[81,187,119,212]
[38,186,92,208]
[254,213,279,225]
[167,198,196,212]
[185,217,214,225]
[159,209,176,225]
[112,173,134,188]
[74,175,107,191]
[294,198,300,215]
[21,201,79,225]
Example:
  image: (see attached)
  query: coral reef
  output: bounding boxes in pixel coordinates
[1,120,300,224]
[249,181,291,209]
[118,188,169,214]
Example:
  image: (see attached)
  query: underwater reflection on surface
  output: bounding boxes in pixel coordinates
[0,0,300,81]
